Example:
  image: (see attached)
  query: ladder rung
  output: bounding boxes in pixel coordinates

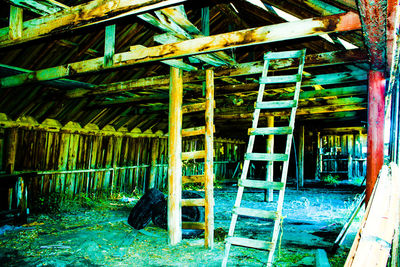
[248,126,293,136]
[181,198,205,206]
[255,100,297,109]
[182,222,205,230]
[264,50,305,60]
[182,126,205,137]
[182,150,206,160]
[226,236,274,250]
[182,101,215,114]
[182,175,205,184]
[260,74,301,84]
[238,179,285,190]
[233,207,278,220]
[245,153,288,161]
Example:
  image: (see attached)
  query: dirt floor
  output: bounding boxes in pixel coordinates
[0,183,364,266]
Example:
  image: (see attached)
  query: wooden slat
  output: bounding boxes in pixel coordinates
[260,74,301,84]
[226,236,274,250]
[181,198,205,206]
[245,153,288,161]
[233,207,278,220]
[182,150,206,160]
[255,100,297,109]
[248,127,293,136]
[182,102,206,114]
[182,126,205,137]
[264,50,304,60]
[182,174,204,184]
[182,222,205,230]
[238,179,285,190]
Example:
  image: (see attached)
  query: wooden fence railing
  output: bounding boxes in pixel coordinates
[0,114,245,205]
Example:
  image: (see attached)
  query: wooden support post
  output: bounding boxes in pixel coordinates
[316,131,322,180]
[104,24,116,67]
[265,116,274,202]
[201,6,210,36]
[205,68,214,249]
[366,70,385,205]
[9,5,23,40]
[6,128,18,174]
[298,125,305,187]
[168,66,183,245]
[348,154,353,180]
[148,137,160,190]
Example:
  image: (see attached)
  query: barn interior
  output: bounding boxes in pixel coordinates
[0,0,399,266]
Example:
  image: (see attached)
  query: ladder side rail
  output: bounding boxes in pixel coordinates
[267,49,306,266]
[222,57,271,267]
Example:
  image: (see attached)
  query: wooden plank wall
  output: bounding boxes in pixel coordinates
[0,115,245,202]
[319,133,367,179]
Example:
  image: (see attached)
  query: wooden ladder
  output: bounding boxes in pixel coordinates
[181,69,215,248]
[221,49,306,266]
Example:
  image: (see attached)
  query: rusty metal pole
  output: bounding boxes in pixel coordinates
[366,70,385,205]
[168,66,183,245]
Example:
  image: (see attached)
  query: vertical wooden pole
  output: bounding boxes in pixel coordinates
[316,131,322,180]
[298,125,305,187]
[148,138,160,190]
[205,68,214,249]
[6,128,18,174]
[168,66,183,245]
[366,70,385,205]
[265,116,274,202]
[201,6,210,36]
[9,5,22,40]
[104,24,116,67]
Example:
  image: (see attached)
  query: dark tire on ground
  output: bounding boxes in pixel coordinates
[127,188,165,230]
[152,190,204,239]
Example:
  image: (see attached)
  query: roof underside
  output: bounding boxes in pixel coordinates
[0,0,393,138]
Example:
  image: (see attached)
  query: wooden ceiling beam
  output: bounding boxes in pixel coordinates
[215,103,366,120]
[65,49,366,98]
[216,70,367,93]
[0,12,361,89]
[0,0,188,48]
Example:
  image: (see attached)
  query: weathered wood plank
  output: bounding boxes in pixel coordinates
[0,12,361,88]
[9,5,23,40]
[0,0,188,48]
